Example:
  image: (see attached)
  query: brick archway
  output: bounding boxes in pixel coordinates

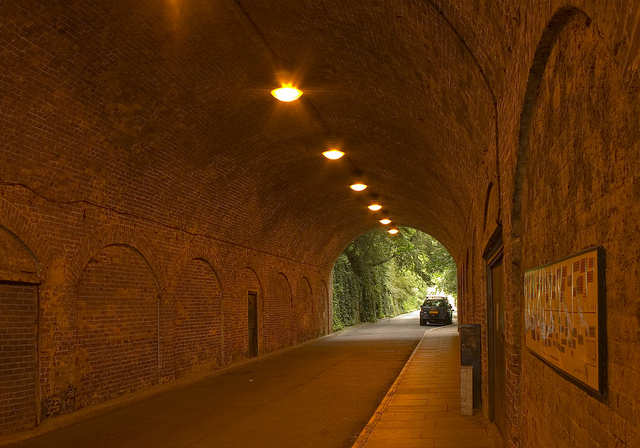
[508,7,596,446]
[66,224,165,290]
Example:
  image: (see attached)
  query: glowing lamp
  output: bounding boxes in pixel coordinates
[379,218,391,225]
[350,182,367,191]
[388,227,399,235]
[271,85,303,102]
[368,204,382,211]
[322,149,345,160]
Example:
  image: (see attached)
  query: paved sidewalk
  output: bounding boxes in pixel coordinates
[352,325,502,448]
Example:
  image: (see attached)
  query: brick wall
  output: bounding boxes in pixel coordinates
[427,2,640,446]
[172,259,222,377]
[317,281,330,337]
[514,10,640,447]
[294,278,313,345]
[0,192,331,434]
[0,283,37,435]
[263,273,292,353]
[76,245,159,409]
[450,2,640,447]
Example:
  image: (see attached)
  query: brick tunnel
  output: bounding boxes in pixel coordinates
[1,2,639,447]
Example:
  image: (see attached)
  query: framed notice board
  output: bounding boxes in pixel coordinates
[524,247,606,395]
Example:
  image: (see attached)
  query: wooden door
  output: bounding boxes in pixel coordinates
[488,252,506,437]
[247,291,258,357]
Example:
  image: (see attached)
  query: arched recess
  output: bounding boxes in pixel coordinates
[515,8,635,447]
[0,223,39,282]
[294,277,313,344]
[506,6,636,447]
[75,244,160,410]
[0,198,49,271]
[511,7,591,239]
[66,223,165,291]
[264,272,292,353]
[173,258,223,378]
[0,225,39,436]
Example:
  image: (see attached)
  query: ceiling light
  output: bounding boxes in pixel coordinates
[350,182,367,191]
[322,149,344,160]
[380,218,391,225]
[388,227,399,235]
[368,204,382,211]
[271,84,303,102]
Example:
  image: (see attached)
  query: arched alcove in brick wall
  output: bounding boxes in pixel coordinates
[291,277,312,345]
[0,199,49,272]
[504,8,592,445]
[0,224,38,280]
[514,9,639,446]
[75,244,160,411]
[0,225,39,436]
[172,258,223,378]
[264,272,293,353]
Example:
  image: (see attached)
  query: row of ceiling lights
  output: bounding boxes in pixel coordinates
[271,85,399,235]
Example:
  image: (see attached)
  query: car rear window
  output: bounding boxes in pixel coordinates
[422,298,448,307]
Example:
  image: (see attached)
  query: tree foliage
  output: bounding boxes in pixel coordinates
[332,227,457,330]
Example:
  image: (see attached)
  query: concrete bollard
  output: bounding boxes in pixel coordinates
[461,365,473,416]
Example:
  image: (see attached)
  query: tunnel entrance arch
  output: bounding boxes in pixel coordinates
[332,227,457,329]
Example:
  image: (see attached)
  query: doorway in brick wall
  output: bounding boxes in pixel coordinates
[248,291,258,357]
[486,244,506,438]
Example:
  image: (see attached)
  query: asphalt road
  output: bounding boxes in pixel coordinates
[10,312,428,448]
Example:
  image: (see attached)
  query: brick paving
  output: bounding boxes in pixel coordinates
[352,325,502,448]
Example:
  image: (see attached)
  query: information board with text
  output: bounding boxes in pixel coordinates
[524,247,605,394]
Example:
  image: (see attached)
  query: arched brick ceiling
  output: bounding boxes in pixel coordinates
[1,0,496,267]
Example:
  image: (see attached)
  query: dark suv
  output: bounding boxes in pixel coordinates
[419,296,453,326]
